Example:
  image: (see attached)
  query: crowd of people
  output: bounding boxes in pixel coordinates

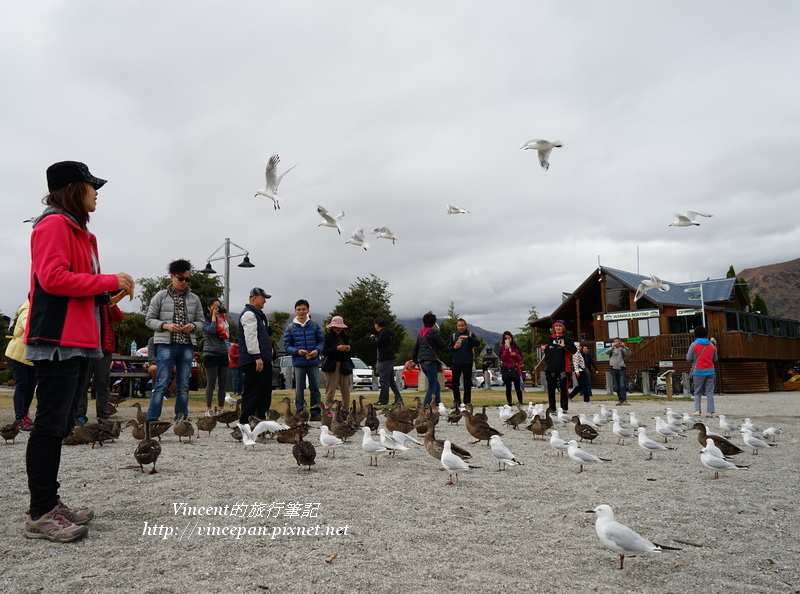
[9,159,730,545]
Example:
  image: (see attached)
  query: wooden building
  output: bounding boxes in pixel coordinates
[531,267,800,393]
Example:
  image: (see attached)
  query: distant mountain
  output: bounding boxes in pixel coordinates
[738,258,800,321]
[396,317,503,346]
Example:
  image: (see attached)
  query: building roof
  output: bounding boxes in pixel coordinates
[603,267,736,307]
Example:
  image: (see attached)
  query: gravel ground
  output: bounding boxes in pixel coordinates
[0,390,798,593]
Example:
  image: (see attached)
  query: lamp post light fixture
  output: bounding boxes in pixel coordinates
[200,238,255,311]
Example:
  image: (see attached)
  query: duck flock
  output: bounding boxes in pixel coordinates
[1,394,786,569]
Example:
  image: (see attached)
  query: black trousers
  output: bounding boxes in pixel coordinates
[239,361,273,423]
[546,370,569,412]
[451,362,473,404]
[27,356,90,516]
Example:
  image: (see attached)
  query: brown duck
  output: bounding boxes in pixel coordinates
[173,415,194,443]
[196,414,218,438]
[63,423,116,448]
[446,405,462,425]
[461,409,503,445]
[692,423,744,456]
[466,403,488,423]
[292,430,317,470]
[134,420,162,474]
[363,403,379,433]
[331,401,359,442]
[130,402,147,425]
[1,419,23,444]
[572,415,599,443]
[280,397,300,427]
[215,400,241,427]
[97,418,121,440]
[275,422,309,445]
[505,405,528,430]
[384,406,415,434]
[526,416,548,441]
[423,414,471,461]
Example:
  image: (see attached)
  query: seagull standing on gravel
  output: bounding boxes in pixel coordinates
[612,421,635,445]
[319,425,344,458]
[718,415,739,436]
[669,211,713,227]
[255,153,297,210]
[634,274,670,301]
[549,430,570,457]
[629,412,645,431]
[567,440,611,473]
[371,226,398,244]
[441,440,475,485]
[762,427,783,441]
[700,446,749,479]
[636,427,675,460]
[586,504,681,570]
[361,426,389,466]
[520,138,563,171]
[741,429,776,455]
[316,205,345,234]
[489,435,523,470]
[741,418,762,433]
[447,204,471,215]
[345,228,369,251]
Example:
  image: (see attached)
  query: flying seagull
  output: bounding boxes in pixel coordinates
[372,226,398,244]
[520,138,563,171]
[255,153,297,210]
[586,504,681,569]
[447,204,471,215]
[345,228,369,251]
[316,205,345,234]
[23,215,41,224]
[669,211,713,227]
[634,274,671,301]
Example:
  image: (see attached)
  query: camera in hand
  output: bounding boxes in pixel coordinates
[217,306,226,314]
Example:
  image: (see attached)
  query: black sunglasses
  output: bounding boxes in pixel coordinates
[175,275,191,282]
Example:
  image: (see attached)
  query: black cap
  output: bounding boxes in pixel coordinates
[46,161,107,192]
[250,287,271,299]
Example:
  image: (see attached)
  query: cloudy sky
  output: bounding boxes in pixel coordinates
[2,1,798,333]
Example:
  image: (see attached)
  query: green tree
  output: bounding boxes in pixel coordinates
[515,306,546,371]
[752,294,769,316]
[114,312,151,354]
[396,335,416,365]
[269,310,290,342]
[726,265,736,278]
[137,269,224,314]
[329,275,407,367]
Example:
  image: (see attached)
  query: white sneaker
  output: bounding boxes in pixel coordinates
[693,411,701,415]
[204,410,213,417]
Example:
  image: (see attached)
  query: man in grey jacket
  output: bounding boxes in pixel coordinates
[607,338,631,405]
[144,259,205,421]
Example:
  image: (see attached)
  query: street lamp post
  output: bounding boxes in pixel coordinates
[200,238,255,311]
[683,284,706,327]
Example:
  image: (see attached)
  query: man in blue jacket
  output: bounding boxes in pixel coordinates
[283,299,324,422]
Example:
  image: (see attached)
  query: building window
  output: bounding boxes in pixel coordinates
[637,317,660,337]
[605,276,631,313]
[725,311,739,332]
[607,320,629,339]
[668,314,702,334]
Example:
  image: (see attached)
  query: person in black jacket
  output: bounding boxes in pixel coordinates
[543,320,577,412]
[570,344,599,402]
[321,316,353,412]
[370,317,402,406]
[448,318,481,406]
[411,311,447,407]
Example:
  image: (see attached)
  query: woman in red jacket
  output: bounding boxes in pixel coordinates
[23,161,134,543]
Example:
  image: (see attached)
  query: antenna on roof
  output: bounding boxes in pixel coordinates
[636,244,640,275]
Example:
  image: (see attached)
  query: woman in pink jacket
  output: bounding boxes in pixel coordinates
[23,161,134,543]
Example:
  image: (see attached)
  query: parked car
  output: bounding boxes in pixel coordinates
[400,363,453,390]
[473,370,485,388]
[482,368,503,387]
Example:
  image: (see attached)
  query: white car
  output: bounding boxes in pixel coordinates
[317,357,373,390]
[473,371,485,388]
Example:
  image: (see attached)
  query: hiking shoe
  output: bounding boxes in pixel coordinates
[76,416,88,427]
[20,415,33,431]
[693,411,702,416]
[24,507,89,542]
[55,498,94,525]
[204,410,213,417]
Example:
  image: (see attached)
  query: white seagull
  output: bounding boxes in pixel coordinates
[700,446,749,479]
[741,418,761,433]
[361,426,389,466]
[549,430,570,457]
[741,429,776,455]
[634,274,670,302]
[390,430,422,447]
[319,425,345,458]
[23,215,41,224]
[669,211,713,227]
[587,504,681,570]
[255,153,297,210]
[345,228,370,251]
[316,205,345,234]
[762,427,783,441]
[629,412,645,431]
[441,440,474,485]
[371,226,398,244]
[446,204,471,215]
[718,415,739,436]
[237,421,286,448]
[489,435,523,471]
[653,416,686,442]
[567,440,611,473]
[519,138,563,171]
[636,427,675,460]
[703,438,727,460]
[612,421,635,445]
[378,428,409,457]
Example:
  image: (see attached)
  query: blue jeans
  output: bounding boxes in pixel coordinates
[148,343,194,421]
[421,362,441,406]
[294,365,322,412]
[692,374,716,413]
[611,368,627,402]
